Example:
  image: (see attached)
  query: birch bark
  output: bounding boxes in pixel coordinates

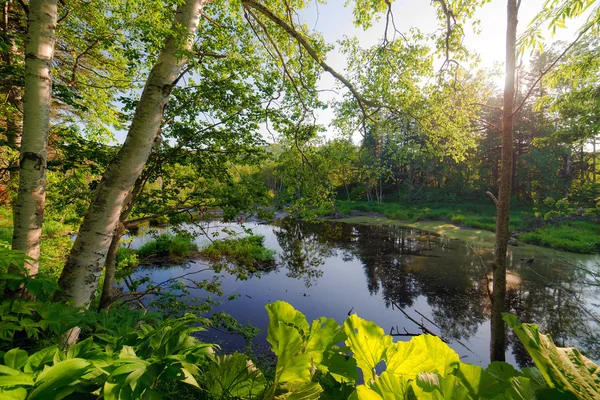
[57,0,206,307]
[12,0,58,275]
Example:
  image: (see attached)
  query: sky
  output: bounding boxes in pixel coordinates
[294,0,590,136]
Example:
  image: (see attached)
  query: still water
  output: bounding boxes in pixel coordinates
[132,218,600,368]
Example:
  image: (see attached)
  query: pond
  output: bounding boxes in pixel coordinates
[131,218,600,368]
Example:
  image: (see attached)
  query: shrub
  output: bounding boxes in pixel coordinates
[200,235,276,270]
[137,233,198,260]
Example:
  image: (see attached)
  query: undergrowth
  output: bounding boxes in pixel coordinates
[200,235,276,270]
[336,201,599,253]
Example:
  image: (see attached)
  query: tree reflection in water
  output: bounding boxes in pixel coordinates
[274,219,600,368]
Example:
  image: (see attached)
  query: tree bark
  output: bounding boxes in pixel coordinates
[491,0,518,362]
[98,173,146,311]
[57,0,206,307]
[11,0,58,276]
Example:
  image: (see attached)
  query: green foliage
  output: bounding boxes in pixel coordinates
[505,314,599,399]
[518,222,600,253]
[200,235,276,270]
[337,201,600,254]
[199,301,598,399]
[137,233,198,261]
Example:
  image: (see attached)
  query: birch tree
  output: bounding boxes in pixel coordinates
[57,0,207,306]
[11,0,58,275]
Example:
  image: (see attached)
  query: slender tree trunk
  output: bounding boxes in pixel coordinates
[57,0,206,307]
[97,221,124,311]
[98,173,146,311]
[3,0,23,150]
[11,0,58,276]
[491,0,518,363]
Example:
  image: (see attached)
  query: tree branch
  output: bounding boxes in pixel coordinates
[241,0,378,118]
[512,23,593,117]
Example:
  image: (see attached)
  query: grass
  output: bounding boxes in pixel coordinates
[518,221,600,254]
[137,233,198,261]
[200,235,276,270]
[336,201,599,254]
[0,207,74,276]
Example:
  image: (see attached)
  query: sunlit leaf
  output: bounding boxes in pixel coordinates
[344,314,391,383]
[504,314,600,398]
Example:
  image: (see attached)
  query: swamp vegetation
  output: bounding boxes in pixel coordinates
[1,0,600,398]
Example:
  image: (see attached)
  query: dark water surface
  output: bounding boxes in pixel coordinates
[132,219,600,368]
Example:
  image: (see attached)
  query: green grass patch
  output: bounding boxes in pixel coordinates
[337,201,599,254]
[518,221,600,254]
[0,207,73,276]
[200,235,276,270]
[137,233,198,261]
[337,200,531,231]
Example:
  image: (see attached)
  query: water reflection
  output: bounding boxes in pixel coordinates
[272,219,600,367]
[135,218,600,367]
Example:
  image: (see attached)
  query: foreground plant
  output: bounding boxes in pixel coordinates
[203,301,595,399]
[0,250,596,399]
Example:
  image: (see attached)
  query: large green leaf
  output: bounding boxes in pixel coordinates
[0,373,34,387]
[408,372,471,399]
[344,314,391,383]
[275,381,323,399]
[0,387,27,400]
[28,358,91,400]
[4,349,28,370]
[306,316,357,383]
[305,317,343,364]
[320,351,358,384]
[266,302,312,384]
[349,385,384,400]
[25,346,57,372]
[385,335,459,379]
[205,352,266,398]
[370,370,407,399]
[266,301,310,342]
[505,314,600,398]
[455,362,506,398]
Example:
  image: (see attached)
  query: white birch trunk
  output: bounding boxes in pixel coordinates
[57,0,205,307]
[12,0,58,275]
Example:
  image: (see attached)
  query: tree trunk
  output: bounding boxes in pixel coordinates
[98,173,146,311]
[97,221,124,311]
[11,0,58,276]
[491,0,518,363]
[57,0,206,307]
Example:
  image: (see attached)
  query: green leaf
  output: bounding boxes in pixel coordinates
[409,373,471,399]
[343,314,391,383]
[455,362,506,398]
[0,373,34,387]
[28,358,91,400]
[275,381,323,399]
[349,385,384,400]
[385,335,459,379]
[266,302,312,384]
[0,387,27,400]
[4,349,28,370]
[370,370,407,399]
[25,346,58,372]
[320,351,358,384]
[505,313,600,398]
[205,353,266,398]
